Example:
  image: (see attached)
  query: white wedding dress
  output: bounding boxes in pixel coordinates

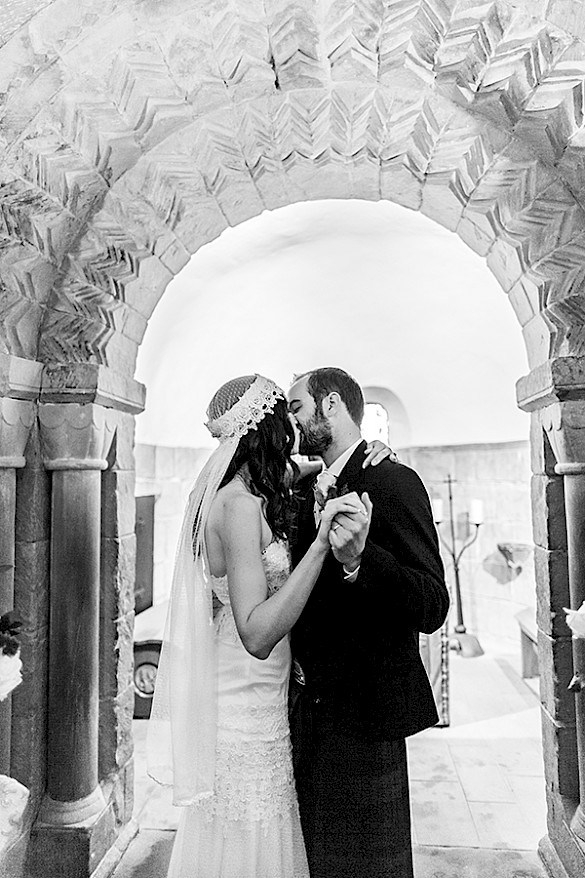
[166,539,309,878]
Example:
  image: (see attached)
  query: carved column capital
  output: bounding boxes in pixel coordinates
[41,363,145,415]
[0,354,43,402]
[0,398,35,469]
[516,356,585,413]
[38,404,114,471]
[536,401,585,471]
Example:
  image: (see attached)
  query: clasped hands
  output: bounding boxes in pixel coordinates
[317,492,372,572]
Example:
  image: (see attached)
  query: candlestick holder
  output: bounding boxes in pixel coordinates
[433,475,484,658]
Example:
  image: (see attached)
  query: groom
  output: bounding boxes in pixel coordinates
[288,367,449,878]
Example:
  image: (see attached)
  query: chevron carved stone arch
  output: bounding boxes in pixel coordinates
[1,0,585,381]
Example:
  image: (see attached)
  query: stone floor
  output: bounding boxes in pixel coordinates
[114,644,550,878]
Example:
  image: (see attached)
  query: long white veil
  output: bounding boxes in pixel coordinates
[146,375,284,805]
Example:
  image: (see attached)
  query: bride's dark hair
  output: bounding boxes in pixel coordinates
[208,376,297,540]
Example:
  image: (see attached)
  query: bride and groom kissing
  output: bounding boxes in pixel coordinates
[147,366,449,878]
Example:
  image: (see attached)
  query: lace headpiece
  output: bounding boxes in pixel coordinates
[147,373,286,806]
[205,375,284,443]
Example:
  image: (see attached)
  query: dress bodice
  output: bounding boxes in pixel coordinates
[211,540,291,634]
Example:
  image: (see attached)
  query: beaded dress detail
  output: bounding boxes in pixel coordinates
[166,539,309,878]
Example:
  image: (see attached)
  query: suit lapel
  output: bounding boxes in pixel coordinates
[336,439,367,496]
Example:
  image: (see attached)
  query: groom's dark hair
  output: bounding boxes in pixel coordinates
[301,367,364,427]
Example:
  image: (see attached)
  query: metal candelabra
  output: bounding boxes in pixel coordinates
[433,475,484,658]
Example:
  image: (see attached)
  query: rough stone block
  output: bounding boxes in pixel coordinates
[115,684,135,770]
[101,534,137,621]
[540,708,579,802]
[531,474,567,551]
[107,758,134,827]
[110,412,138,473]
[27,802,117,878]
[99,683,134,778]
[538,631,576,726]
[534,545,570,637]
[101,469,136,539]
[15,454,50,545]
[14,538,49,622]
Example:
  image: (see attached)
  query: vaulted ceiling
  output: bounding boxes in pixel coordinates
[2,0,585,387]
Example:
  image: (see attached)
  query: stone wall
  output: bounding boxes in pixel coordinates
[135,444,211,606]
[403,440,534,653]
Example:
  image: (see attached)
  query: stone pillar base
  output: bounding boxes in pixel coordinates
[539,831,585,878]
[37,786,107,826]
[0,831,28,878]
[26,801,117,878]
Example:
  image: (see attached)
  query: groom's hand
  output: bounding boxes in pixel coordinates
[329,491,372,570]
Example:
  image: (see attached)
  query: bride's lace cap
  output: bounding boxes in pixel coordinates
[205,374,285,443]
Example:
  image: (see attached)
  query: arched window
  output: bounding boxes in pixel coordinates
[362,402,390,445]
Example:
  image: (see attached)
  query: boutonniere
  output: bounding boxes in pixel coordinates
[565,602,585,638]
[0,612,23,702]
[314,481,337,511]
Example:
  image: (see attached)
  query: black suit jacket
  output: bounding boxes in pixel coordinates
[290,441,449,741]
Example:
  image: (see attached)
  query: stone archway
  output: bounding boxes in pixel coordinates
[1,2,585,876]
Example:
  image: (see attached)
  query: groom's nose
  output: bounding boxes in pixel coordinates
[288,413,301,453]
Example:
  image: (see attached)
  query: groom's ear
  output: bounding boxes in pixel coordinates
[323,391,341,416]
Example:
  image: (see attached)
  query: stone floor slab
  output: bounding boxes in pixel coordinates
[413,845,548,878]
[410,780,480,848]
[111,833,549,878]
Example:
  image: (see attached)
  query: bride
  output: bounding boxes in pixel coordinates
[147,374,370,878]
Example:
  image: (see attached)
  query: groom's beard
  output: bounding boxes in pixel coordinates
[298,413,332,457]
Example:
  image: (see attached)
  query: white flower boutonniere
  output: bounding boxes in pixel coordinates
[564,602,585,639]
[0,611,22,701]
[0,652,22,702]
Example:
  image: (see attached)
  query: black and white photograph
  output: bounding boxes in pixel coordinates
[0,3,584,878]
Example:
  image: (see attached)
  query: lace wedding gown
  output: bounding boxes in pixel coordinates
[166,539,309,878]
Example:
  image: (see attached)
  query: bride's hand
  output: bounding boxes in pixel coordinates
[363,439,399,468]
[316,493,367,546]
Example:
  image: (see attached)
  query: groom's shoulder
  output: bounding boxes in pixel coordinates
[362,458,425,494]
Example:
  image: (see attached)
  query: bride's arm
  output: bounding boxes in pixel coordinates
[223,492,361,659]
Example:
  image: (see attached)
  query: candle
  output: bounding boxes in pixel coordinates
[432,498,444,524]
[469,499,483,525]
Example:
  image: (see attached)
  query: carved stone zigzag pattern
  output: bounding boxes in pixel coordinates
[141,158,211,229]
[517,63,585,163]
[325,0,384,82]
[4,0,585,367]
[406,99,477,183]
[109,49,192,150]
[266,0,325,89]
[472,170,585,292]
[454,6,568,116]
[380,0,452,82]
[39,307,116,365]
[0,178,76,266]
[450,125,514,208]
[0,238,50,358]
[19,135,108,225]
[58,96,143,186]
[208,3,273,88]
[75,218,150,303]
[433,1,496,78]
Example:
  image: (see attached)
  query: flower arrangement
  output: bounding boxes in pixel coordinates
[0,612,22,702]
[564,602,585,639]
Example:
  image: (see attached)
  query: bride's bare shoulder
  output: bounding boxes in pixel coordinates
[213,479,262,518]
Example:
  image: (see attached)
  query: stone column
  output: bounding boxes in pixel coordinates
[517,357,585,878]
[25,365,145,878]
[541,401,585,843]
[37,403,112,825]
[0,398,35,776]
